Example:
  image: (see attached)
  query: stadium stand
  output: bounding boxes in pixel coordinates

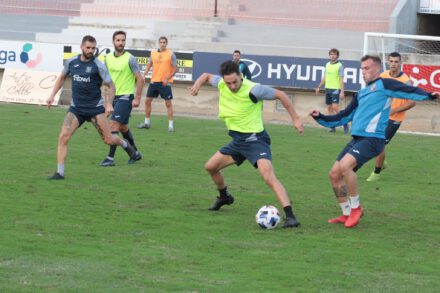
[0,0,405,57]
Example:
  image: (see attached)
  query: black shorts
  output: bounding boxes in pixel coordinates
[219,130,272,168]
[336,136,385,171]
[147,82,173,100]
[111,94,133,125]
[325,89,340,105]
[385,119,401,144]
[68,106,105,127]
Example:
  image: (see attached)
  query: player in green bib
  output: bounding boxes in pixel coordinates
[315,48,348,133]
[100,31,144,166]
[189,61,304,228]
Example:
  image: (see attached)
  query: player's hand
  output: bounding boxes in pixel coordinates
[339,92,345,100]
[132,97,141,108]
[46,97,54,109]
[162,79,168,86]
[315,87,320,95]
[309,110,320,117]
[105,104,114,117]
[293,119,304,134]
[188,85,199,96]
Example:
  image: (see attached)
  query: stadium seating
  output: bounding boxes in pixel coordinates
[0,0,401,57]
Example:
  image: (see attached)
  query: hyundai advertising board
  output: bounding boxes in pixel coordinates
[193,52,362,91]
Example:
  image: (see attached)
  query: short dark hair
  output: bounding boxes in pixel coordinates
[388,51,401,60]
[233,50,241,55]
[329,48,339,56]
[159,36,168,43]
[113,30,126,40]
[82,35,96,45]
[220,60,240,76]
[361,54,381,65]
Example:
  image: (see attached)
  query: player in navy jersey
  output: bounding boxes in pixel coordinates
[310,55,439,228]
[46,35,138,179]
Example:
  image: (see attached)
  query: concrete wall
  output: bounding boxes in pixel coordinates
[389,0,418,35]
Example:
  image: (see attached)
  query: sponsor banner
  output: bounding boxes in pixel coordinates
[403,64,440,92]
[63,47,193,81]
[193,52,362,91]
[0,68,61,105]
[0,40,64,72]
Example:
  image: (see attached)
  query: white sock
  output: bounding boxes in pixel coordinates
[106,156,114,161]
[169,120,174,128]
[145,118,150,125]
[350,195,360,209]
[340,200,351,216]
[121,139,128,148]
[57,163,65,176]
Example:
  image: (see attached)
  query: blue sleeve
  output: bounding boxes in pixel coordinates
[250,85,276,100]
[210,75,221,88]
[128,54,141,74]
[62,57,74,76]
[241,62,252,80]
[314,94,358,127]
[95,59,112,84]
[382,78,435,101]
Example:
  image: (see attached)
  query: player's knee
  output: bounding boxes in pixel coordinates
[329,168,340,181]
[58,131,71,144]
[119,124,128,133]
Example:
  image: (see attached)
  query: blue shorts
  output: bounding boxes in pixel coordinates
[220,130,272,168]
[385,119,401,144]
[147,82,173,100]
[325,89,340,105]
[68,106,105,127]
[336,136,385,171]
[111,94,133,125]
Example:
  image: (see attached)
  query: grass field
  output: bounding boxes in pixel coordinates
[0,103,439,292]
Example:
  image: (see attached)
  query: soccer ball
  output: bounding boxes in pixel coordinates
[256,205,281,229]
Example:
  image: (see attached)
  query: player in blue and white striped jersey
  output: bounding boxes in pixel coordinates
[310,54,439,228]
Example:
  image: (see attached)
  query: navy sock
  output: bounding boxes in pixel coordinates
[108,131,119,158]
[122,129,137,151]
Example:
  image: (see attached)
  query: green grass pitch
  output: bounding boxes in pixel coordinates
[0,103,439,292]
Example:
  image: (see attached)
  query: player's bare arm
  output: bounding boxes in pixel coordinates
[274,89,304,133]
[133,71,144,107]
[104,81,116,116]
[46,73,66,109]
[188,73,213,96]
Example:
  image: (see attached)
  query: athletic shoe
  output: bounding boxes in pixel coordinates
[48,172,64,180]
[366,172,380,182]
[168,126,174,132]
[343,124,349,134]
[345,206,363,228]
[100,158,115,167]
[328,127,336,133]
[208,194,234,211]
[283,217,300,228]
[128,151,142,164]
[327,215,349,224]
[136,123,151,129]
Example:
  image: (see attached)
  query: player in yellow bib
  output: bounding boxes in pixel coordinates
[100,31,144,167]
[366,52,416,181]
[189,61,304,228]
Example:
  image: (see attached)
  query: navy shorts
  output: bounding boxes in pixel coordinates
[220,130,272,168]
[336,136,385,171]
[147,82,173,100]
[325,89,340,105]
[385,119,401,144]
[68,106,105,127]
[111,94,133,125]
